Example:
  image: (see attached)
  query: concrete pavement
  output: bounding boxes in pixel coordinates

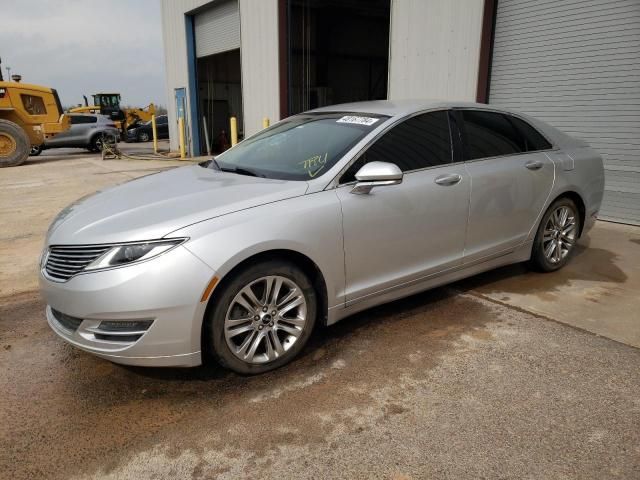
[457,221,640,348]
[0,148,639,479]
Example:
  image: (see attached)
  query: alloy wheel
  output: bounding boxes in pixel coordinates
[224,275,307,364]
[0,132,16,157]
[543,205,577,264]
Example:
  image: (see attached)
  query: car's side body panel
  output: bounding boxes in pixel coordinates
[171,189,347,311]
[463,150,555,263]
[44,114,118,149]
[336,163,470,304]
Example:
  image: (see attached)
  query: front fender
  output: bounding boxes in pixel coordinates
[168,190,346,309]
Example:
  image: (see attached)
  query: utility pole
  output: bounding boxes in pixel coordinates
[6,66,11,80]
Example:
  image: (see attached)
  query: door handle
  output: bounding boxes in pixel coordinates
[525,160,544,170]
[434,174,462,186]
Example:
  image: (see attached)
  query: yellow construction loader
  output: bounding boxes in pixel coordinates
[70,93,155,134]
[0,58,70,167]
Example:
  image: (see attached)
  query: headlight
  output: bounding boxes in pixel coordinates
[85,238,187,271]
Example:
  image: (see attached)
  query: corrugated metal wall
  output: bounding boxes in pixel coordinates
[239,0,280,137]
[388,0,484,101]
[194,0,240,57]
[489,0,640,225]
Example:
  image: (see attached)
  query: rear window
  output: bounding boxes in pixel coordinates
[70,115,98,125]
[20,95,47,115]
[508,115,552,151]
[461,110,523,160]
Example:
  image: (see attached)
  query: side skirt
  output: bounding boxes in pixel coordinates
[326,241,533,326]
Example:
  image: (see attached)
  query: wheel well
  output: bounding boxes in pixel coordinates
[201,249,330,357]
[555,191,586,236]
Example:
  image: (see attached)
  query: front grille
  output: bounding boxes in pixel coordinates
[51,309,83,331]
[45,245,111,281]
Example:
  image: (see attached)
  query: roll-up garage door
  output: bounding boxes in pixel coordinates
[194,0,240,58]
[489,0,640,225]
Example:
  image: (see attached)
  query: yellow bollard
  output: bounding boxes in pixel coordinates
[151,115,158,154]
[262,117,270,129]
[230,117,238,147]
[178,117,186,159]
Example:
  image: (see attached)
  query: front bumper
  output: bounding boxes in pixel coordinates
[39,245,216,367]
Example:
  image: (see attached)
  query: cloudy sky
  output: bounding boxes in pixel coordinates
[0,0,166,108]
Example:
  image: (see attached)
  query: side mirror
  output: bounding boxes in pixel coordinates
[351,161,403,195]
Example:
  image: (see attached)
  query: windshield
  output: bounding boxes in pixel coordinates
[209,113,387,180]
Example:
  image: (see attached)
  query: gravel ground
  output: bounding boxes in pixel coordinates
[1,287,639,479]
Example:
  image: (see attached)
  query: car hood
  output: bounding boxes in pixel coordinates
[47,165,309,245]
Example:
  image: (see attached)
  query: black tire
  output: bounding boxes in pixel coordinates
[530,197,581,272]
[137,131,150,142]
[29,145,43,156]
[90,135,105,152]
[206,260,318,375]
[0,119,30,167]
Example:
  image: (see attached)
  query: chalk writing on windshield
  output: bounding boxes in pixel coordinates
[299,152,328,178]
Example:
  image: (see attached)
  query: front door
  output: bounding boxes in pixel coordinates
[458,109,555,262]
[336,110,470,304]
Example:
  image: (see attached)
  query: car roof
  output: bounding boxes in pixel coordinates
[310,99,523,118]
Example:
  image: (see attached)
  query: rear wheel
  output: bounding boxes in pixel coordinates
[0,119,29,167]
[207,260,317,374]
[530,198,581,272]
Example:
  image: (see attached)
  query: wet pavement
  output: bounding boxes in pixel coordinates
[2,287,639,479]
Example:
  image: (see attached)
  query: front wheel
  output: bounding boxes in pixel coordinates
[0,119,29,167]
[207,260,317,374]
[138,131,150,142]
[30,145,43,156]
[530,198,581,272]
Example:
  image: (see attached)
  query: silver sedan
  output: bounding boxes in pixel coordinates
[39,100,604,374]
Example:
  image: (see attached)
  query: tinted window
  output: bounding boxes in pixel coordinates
[340,111,452,183]
[20,95,47,115]
[70,116,97,125]
[508,115,552,151]
[461,110,523,160]
[156,116,168,125]
[212,113,387,181]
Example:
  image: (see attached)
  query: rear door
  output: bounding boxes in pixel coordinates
[459,109,555,262]
[336,110,470,304]
[46,115,92,146]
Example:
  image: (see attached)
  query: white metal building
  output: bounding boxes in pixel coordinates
[161,0,640,225]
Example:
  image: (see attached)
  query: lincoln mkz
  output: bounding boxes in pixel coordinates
[40,100,604,374]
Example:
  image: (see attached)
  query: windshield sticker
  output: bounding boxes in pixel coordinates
[299,153,328,178]
[336,116,380,126]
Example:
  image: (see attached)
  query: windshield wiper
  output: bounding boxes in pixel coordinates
[204,157,262,177]
[211,157,222,171]
[219,166,262,178]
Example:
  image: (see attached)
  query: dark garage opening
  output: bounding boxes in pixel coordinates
[288,0,391,115]
[197,49,243,154]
